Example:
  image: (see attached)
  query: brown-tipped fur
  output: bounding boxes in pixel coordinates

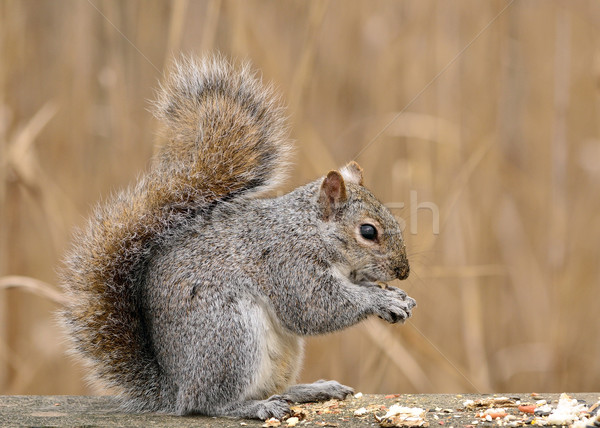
[59,55,291,411]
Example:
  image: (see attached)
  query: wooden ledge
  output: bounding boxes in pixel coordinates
[0,393,598,427]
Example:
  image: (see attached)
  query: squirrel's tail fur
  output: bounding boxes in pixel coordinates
[60,55,291,411]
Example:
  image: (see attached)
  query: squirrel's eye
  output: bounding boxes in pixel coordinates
[360,224,377,241]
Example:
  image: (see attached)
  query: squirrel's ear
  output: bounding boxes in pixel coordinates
[319,170,347,220]
[340,161,364,186]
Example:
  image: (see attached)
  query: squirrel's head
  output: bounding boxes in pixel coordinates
[318,161,409,284]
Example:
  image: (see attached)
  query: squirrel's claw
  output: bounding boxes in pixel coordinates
[373,287,416,324]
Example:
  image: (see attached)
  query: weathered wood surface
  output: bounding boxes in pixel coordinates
[0,393,598,427]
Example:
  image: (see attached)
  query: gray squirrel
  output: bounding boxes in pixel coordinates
[60,55,416,420]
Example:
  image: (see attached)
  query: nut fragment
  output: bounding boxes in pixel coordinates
[463,397,517,410]
[376,404,428,427]
[518,405,536,414]
[286,416,299,427]
[289,406,307,420]
[475,408,507,420]
[354,407,368,416]
[263,417,281,427]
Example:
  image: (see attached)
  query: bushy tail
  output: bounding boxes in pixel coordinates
[60,55,291,411]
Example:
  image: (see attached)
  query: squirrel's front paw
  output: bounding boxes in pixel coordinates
[374,287,416,324]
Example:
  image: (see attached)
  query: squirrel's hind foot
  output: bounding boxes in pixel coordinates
[212,396,290,420]
[283,380,354,404]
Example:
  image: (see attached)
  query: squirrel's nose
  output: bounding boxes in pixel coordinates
[394,264,410,280]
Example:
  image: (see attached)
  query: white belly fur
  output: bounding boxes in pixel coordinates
[241,294,304,400]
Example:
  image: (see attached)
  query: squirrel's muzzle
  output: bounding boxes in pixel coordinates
[394,263,410,280]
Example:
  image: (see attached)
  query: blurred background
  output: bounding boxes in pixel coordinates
[1,0,599,397]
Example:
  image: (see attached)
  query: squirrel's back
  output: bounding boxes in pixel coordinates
[60,55,291,411]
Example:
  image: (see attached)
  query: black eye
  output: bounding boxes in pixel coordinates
[360,224,377,240]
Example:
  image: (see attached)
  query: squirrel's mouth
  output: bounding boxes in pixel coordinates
[349,269,392,286]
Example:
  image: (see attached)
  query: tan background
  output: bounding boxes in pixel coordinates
[1,0,599,397]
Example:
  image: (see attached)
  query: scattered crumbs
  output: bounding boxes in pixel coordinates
[314,422,338,427]
[545,393,588,426]
[263,417,281,427]
[376,404,428,427]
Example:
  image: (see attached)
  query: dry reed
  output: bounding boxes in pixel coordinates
[0,0,599,396]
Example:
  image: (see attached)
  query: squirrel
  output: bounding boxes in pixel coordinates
[59,54,416,420]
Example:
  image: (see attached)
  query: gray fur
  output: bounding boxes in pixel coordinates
[143,179,415,417]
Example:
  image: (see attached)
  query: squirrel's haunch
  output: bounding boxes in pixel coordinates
[60,55,292,412]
